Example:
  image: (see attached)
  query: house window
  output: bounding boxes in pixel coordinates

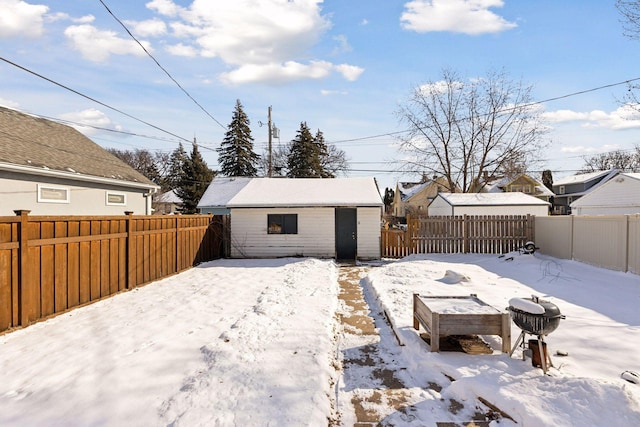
[268,214,298,234]
[106,192,126,206]
[37,184,70,203]
[559,186,565,195]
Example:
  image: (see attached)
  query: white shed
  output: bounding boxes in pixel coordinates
[197,177,383,260]
[571,173,640,215]
[428,193,550,216]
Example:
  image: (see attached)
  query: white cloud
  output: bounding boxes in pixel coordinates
[146,0,183,17]
[128,18,167,38]
[58,108,123,136]
[543,104,640,130]
[332,35,352,55]
[165,42,198,57]
[0,0,49,38]
[335,64,364,81]
[220,60,334,85]
[401,0,517,35]
[560,144,622,155]
[145,0,359,84]
[64,25,151,62]
[0,97,20,109]
[360,19,369,26]
[320,89,348,96]
[46,12,94,24]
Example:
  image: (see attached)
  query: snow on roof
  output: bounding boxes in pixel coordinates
[157,189,182,204]
[197,176,253,207]
[436,192,550,206]
[553,170,616,186]
[398,180,430,200]
[483,174,554,197]
[198,177,383,208]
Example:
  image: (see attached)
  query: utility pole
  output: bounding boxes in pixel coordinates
[268,106,273,178]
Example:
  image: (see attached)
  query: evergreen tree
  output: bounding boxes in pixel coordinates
[167,142,189,190]
[542,169,554,192]
[176,139,215,213]
[314,129,333,178]
[287,122,321,178]
[217,100,259,177]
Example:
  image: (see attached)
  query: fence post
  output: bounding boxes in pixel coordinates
[463,215,470,254]
[175,215,180,272]
[125,211,134,289]
[14,210,30,326]
[406,214,412,256]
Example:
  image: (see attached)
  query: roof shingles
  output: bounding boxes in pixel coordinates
[0,106,154,186]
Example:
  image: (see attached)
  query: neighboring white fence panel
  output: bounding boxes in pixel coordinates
[629,215,640,275]
[573,216,627,272]
[535,215,640,274]
[535,216,573,260]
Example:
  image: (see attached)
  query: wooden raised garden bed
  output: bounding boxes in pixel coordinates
[413,293,511,353]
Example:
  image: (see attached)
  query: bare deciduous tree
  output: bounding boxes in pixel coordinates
[396,68,548,193]
[579,145,640,172]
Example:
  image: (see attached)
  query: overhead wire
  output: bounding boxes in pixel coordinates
[0,56,193,144]
[98,0,227,130]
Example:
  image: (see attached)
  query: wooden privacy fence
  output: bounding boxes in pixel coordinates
[0,211,226,333]
[382,215,535,258]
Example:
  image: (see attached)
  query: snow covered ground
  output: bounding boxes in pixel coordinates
[0,253,639,426]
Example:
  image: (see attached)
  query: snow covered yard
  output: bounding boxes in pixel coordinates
[363,253,640,425]
[0,258,340,426]
[1,253,639,426]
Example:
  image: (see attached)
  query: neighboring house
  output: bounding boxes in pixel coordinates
[154,190,183,214]
[481,173,554,203]
[570,172,640,215]
[0,106,159,216]
[552,170,619,215]
[428,193,550,217]
[197,177,383,260]
[392,176,451,218]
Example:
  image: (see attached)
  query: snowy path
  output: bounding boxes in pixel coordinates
[335,265,505,426]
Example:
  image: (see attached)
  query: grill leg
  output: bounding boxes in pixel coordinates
[537,337,548,374]
[510,331,526,357]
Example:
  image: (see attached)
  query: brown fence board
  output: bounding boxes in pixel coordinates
[1,212,224,333]
[382,215,534,258]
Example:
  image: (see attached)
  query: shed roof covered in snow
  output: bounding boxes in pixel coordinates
[434,192,550,207]
[198,177,383,210]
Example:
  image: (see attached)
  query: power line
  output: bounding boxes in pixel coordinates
[326,76,640,145]
[0,55,192,144]
[98,0,226,130]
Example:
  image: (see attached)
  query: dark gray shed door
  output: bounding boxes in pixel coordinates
[335,208,357,260]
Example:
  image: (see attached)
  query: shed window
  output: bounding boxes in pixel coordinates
[106,192,126,206]
[268,214,298,234]
[37,184,70,203]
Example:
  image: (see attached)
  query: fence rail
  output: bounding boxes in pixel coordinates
[381,215,534,258]
[0,211,226,333]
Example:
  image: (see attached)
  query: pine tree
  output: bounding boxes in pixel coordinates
[176,139,215,213]
[167,142,189,190]
[217,100,259,177]
[542,169,553,192]
[314,129,333,178]
[287,122,321,178]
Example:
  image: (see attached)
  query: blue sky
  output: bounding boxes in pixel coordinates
[2,0,640,190]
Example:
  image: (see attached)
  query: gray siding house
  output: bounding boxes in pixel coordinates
[552,170,618,215]
[198,177,383,260]
[0,106,159,216]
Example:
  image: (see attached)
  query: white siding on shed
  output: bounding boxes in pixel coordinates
[230,207,336,258]
[357,207,382,259]
[427,196,453,216]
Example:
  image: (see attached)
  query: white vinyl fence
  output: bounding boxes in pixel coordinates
[535,215,640,275]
